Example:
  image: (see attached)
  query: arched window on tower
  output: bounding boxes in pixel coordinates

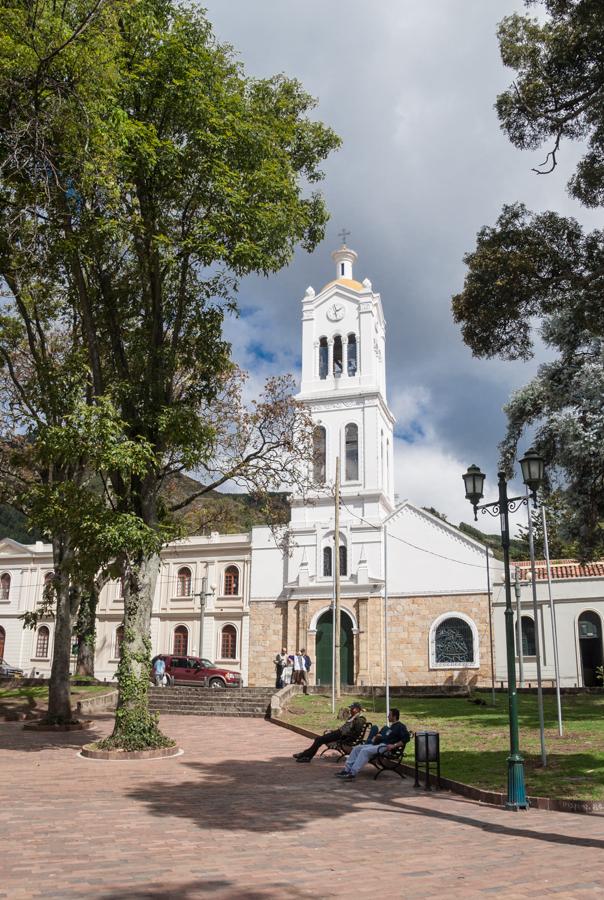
[323,546,332,577]
[339,545,347,577]
[347,333,357,376]
[318,337,328,379]
[345,423,359,481]
[333,335,343,377]
[313,426,326,484]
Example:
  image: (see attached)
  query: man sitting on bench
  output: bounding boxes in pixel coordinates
[335,707,409,780]
[293,702,366,762]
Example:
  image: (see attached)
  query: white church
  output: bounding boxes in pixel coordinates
[2,245,602,688]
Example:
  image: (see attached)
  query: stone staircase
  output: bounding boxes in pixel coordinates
[149,685,274,718]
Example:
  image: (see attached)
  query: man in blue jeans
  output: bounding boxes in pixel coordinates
[335,707,409,780]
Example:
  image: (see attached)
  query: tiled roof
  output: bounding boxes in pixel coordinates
[516,560,604,581]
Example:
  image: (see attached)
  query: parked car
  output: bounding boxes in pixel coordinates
[0,658,24,677]
[152,655,241,689]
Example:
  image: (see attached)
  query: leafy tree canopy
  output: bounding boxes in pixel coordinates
[452,0,604,559]
[0,0,339,742]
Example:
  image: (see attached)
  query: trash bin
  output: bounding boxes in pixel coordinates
[414,731,440,790]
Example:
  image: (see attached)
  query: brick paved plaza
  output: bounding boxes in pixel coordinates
[1,713,604,899]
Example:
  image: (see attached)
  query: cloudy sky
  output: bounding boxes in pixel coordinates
[203,0,595,532]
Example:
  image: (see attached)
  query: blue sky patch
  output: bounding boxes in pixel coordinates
[396,420,426,444]
[247,341,276,364]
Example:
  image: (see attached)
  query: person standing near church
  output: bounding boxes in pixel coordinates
[274,648,287,689]
[292,650,302,684]
[299,648,311,686]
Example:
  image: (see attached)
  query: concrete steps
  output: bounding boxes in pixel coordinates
[149,686,274,718]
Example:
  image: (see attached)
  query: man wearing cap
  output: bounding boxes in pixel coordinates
[293,703,366,762]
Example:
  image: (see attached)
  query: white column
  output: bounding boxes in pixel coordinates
[342,335,348,377]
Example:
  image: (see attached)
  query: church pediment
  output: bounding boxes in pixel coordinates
[0,537,36,557]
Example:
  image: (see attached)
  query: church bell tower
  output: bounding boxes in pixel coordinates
[294,243,396,525]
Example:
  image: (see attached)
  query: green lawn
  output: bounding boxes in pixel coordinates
[0,682,111,703]
[282,692,604,802]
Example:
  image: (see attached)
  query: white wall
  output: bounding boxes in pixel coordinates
[493,577,604,687]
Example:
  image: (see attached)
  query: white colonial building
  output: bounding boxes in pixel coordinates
[493,560,604,688]
[4,245,598,689]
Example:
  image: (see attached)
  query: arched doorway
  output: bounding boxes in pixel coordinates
[578,611,603,687]
[315,609,354,686]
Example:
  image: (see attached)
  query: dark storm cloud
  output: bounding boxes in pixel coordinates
[204,0,595,527]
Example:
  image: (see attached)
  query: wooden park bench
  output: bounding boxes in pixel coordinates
[319,720,373,761]
[368,731,413,780]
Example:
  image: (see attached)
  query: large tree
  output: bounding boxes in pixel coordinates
[452,0,604,558]
[1,0,338,746]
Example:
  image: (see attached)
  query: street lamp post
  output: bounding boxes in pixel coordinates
[195,576,214,659]
[462,448,545,811]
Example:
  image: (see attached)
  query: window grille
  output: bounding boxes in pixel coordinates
[434,617,474,664]
[173,626,188,656]
[35,626,50,659]
[224,566,239,595]
[177,567,192,597]
[221,625,237,659]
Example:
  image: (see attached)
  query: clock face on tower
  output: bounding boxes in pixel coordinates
[327,302,344,322]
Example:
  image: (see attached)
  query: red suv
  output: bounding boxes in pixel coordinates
[153,655,242,689]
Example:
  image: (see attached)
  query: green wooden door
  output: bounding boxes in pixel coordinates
[315,610,354,686]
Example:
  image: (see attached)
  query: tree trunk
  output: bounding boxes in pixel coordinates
[75,584,98,677]
[46,537,78,724]
[101,551,172,750]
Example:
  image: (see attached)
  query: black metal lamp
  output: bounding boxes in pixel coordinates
[519,447,545,499]
[462,464,485,514]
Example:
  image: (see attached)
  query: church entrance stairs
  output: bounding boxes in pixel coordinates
[149,685,274,718]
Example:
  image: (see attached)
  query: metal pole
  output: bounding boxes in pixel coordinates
[198,575,207,659]
[331,542,336,715]
[384,522,390,718]
[334,456,341,700]
[514,567,524,688]
[526,488,547,767]
[485,549,496,706]
[542,505,563,736]
[498,472,529,809]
